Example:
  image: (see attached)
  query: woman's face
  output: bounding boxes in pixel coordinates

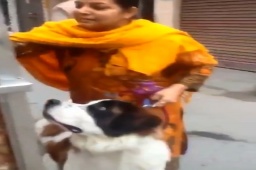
[74,0,137,31]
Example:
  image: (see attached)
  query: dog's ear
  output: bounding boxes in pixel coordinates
[132,113,162,131]
[109,109,162,136]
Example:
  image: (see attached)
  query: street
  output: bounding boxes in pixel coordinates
[22,67,256,170]
[181,68,256,170]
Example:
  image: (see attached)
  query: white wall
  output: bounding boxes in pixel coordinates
[41,0,68,20]
[154,0,181,28]
[21,67,69,119]
[43,0,76,21]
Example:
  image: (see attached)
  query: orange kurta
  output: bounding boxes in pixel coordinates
[10,19,217,156]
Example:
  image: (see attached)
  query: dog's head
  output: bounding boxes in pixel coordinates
[43,99,162,137]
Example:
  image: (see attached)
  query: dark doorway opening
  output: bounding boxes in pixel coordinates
[140,0,155,22]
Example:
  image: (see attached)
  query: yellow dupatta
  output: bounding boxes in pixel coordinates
[10,19,217,90]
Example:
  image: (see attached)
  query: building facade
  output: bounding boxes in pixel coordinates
[1,0,45,32]
[155,0,256,72]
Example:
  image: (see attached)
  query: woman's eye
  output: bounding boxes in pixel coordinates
[91,5,108,10]
[75,1,84,9]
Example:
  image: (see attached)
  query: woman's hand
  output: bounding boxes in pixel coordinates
[151,84,188,107]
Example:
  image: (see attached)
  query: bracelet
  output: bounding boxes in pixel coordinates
[19,50,33,56]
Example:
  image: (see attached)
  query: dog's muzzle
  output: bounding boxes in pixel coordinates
[43,99,83,134]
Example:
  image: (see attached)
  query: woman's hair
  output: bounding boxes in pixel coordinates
[115,0,139,9]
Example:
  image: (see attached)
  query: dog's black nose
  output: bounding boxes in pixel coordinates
[45,99,61,108]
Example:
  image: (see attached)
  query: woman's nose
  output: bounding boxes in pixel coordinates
[76,6,92,15]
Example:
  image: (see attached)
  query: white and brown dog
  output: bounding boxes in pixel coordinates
[35,99,170,170]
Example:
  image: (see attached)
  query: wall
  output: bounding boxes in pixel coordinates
[41,0,67,20]
[41,0,73,21]
[3,0,19,31]
[21,68,69,119]
[154,0,181,28]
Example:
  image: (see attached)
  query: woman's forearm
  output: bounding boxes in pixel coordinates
[179,65,214,92]
[14,42,51,57]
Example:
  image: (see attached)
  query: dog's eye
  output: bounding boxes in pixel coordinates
[70,128,83,133]
[64,125,83,133]
[99,107,106,111]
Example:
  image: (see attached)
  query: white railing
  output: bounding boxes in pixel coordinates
[0,6,45,170]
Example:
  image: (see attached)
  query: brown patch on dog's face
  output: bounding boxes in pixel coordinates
[111,106,122,115]
[137,125,164,138]
[144,107,166,123]
[40,123,66,137]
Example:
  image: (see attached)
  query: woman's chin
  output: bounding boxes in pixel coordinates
[77,23,100,31]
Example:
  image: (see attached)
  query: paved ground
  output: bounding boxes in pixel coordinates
[181,68,256,170]
[21,67,256,170]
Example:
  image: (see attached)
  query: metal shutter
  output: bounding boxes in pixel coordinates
[180,0,256,71]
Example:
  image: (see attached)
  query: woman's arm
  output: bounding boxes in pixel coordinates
[152,51,216,106]
[14,42,52,57]
[179,65,214,92]
[13,42,69,91]
[176,50,217,92]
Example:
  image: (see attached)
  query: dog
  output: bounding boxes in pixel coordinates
[35,99,171,170]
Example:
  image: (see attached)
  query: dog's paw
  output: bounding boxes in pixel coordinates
[35,119,72,144]
[35,119,51,138]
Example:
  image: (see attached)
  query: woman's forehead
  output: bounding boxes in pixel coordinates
[76,0,116,5]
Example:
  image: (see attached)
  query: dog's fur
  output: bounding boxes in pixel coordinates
[36,99,170,170]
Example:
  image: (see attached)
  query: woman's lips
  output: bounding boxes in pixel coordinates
[80,18,95,22]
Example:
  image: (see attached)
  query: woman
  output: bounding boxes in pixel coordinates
[10,0,217,169]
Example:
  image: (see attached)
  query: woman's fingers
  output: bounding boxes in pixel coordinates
[151,93,162,101]
[153,98,171,107]
[151,92,169,107]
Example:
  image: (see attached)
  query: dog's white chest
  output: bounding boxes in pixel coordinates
[64,150,122,170]
[64,137,170,170]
